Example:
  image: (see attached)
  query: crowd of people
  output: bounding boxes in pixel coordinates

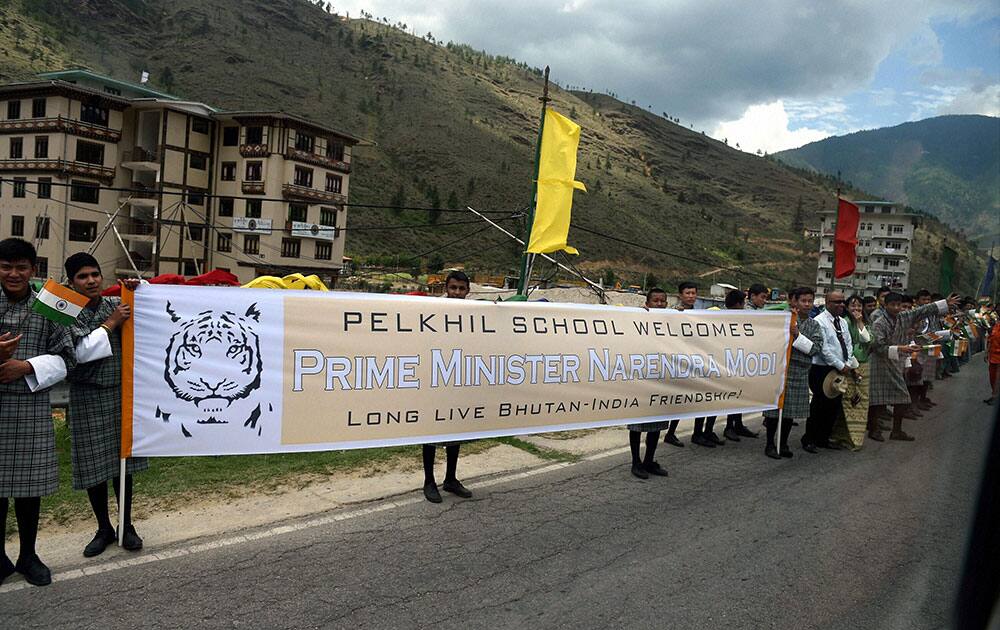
[625,280,999,480]
[0,235,996,588]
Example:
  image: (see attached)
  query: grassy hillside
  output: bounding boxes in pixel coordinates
[0,0,987,294]
[777,115,1000,247]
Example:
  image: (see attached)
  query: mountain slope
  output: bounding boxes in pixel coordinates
[777,115,1000,244]
[0,0,986,293]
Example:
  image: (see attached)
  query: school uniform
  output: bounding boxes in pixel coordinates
[869,300,948,407]
[67,297,147,490]
[764,316,824,421]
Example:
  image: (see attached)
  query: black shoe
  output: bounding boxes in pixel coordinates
[442,479,473,498]
[631,463,649,479]
[0,554,14,586]
[15,554,51,587]
[706,431,725,446]
[802,442,819,454]
[644,461,668,477]
[818,441,842,450]
[868,431,885,442]
[765,445,781,460]
[423,482,442,503]
[723,427,741,442]
[889,431,915,442]
[984,398,995,405]
[735,425,759,438]
[83,528,117,557]
[691,434,716,448]
[664,434,685,448]
[779,447,794,458]
[119,525,143,552]
[791,420,800,426]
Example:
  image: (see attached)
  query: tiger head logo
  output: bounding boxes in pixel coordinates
[163,302,263,422]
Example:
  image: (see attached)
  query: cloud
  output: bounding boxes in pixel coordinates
[712,100,831,154]
[935,83,1000,116]
[334,0,995,131]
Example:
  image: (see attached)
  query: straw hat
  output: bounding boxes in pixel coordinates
[822,370,850,398]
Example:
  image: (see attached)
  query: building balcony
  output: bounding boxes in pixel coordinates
[242,180,266,195]
[0,158,115,182]
[240,144,271,158]
[282,183,346,204]
[121,146,160,171]
[120,190,159,208]
[118,219,156,237]
[284,148,352,174]
[0,116,122,143]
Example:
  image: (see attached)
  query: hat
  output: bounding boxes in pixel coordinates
[822,370,849,398]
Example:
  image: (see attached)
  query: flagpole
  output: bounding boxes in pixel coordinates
[830,188,840,293]
[517,66,551,297]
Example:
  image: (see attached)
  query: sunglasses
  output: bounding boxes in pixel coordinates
[827,299,846,304]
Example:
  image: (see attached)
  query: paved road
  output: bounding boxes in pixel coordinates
[4,367,996,629]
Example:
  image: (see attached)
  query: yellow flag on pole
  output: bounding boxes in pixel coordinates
[526,109,586,255]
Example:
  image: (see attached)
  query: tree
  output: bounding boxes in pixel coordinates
[390,183,406,216]
[160,66,175,90]
[602,268,615,287]
[447,189,459,209]
[792,196,804,232]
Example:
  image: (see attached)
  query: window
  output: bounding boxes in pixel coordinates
[36,257,47,277]
[315,241,332,260]
[35,217,50,240]
[295,133,315,152]
[31,98,46,118]
[37,178,51,199]
[69,220,98,242]
[11,216,23,237]
[223,127,239,146]
[189,154,207,170]
[191,118,210,134]
[13,178,26,198]
[320,207,336,226]
[7,100,20,120]
[187,192,204,206]
[183,261,198,276]
[186,226,204,243]
[220,161,236,181]
[71,181,100,204]
[245,126,263,144]
[104,86,121,96]
[891,224,904,234]
[75,140,105,165]
[887,259,900,268]
[293,166,313,188]
[34,136,48,158]
[281,238,301,258]
[80,103,109,127]
[10,137,23,159]
[326,141,344,161]
[217,232,232,253]
[244,234,259,255]
[245,199,261,218]
[245,161,262,181]
[217,197,234,217]
[325,174,342,194]
[288,203,308,223]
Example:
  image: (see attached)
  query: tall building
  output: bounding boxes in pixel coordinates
[0,68,362,285]
[815,200,919,296]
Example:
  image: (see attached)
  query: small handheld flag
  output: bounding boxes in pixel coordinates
[31,279,89,326]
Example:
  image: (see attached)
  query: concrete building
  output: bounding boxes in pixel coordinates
[0,68,361,285]
[815,200,919,296]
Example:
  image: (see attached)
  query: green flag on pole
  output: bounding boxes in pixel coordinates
[939,246,957,294]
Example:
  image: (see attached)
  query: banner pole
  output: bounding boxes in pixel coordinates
[117,458,126,546]
[517,66,551,297]
[830,191,840,293]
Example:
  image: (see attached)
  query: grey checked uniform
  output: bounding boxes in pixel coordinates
[764,316,824,420]
[869,301,946,407]
[67,297,148,490]
[0,289,75,497]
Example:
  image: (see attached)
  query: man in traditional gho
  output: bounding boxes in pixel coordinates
[868,291,959,441]
[626,288,671,479]
[64,252,147,556]
[763,287,823,459]
[660,281,697,448]
[0,238,75,587]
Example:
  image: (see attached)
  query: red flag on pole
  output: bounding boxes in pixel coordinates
[834,198,860,279]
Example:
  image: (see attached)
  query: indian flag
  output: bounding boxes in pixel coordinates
[32,279,89,326]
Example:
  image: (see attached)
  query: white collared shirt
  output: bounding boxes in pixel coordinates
[812,309,855,370]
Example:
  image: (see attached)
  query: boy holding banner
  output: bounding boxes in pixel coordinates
[422,271,474,503]
[674,282,722,448]
[0,238,76,587]
[63,253,147,556]
[627,288,671,479]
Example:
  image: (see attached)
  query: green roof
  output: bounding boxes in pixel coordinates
[37,68,180,100]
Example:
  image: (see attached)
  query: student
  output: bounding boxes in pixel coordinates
[870,287,891,323]
[0,238,75,587]
[763,287,823,458]
[724,289,758,441]
[422,271,474,503]
[746,284,768,310]
[627,288,671,479]
[661,281,699,448]
[913,289,939,411]
[64,253,147,556]
[862,296,878,321]
[868,291,958,441]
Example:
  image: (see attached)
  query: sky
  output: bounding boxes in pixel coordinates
[333,0,1000,154]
